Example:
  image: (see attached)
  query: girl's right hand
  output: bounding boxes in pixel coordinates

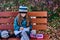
[20,27,24,30]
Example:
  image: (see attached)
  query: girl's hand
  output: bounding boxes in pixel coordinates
[20,27,24,30]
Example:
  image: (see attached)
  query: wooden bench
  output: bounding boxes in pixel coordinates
[0,11,49,40]
[28,11,49,40]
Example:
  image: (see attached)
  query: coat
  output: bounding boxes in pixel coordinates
[14,16,32,31]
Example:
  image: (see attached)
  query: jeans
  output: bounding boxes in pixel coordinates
[14,28,30,40]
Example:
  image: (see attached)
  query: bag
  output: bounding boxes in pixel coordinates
[30,30,36,38]
[1,30,9,38]
[30,33,36,38]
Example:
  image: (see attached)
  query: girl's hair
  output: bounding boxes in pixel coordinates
[17,13,31,26]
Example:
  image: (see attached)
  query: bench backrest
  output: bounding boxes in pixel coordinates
[0,11,47,31]
[28,11,47,30]
[0,12,18,30]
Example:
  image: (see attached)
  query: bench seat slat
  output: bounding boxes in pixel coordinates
[8,38,20,40]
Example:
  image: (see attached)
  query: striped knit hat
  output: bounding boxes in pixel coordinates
[19,6,28,12]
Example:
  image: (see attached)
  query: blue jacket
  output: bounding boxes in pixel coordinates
[14,16,32,31]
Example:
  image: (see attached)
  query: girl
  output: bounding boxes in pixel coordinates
[14,6,32,40]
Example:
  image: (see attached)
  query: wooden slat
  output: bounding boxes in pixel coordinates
[2,39,7,40]
[8,38,20,40]
[0,18,14,24]
[0,12,18,17]
[28,11,47,17]
[32,25,47,30]
[31,18,47,24]
[0,24,13,30]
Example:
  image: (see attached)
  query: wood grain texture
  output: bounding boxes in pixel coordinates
[0,24,13,30]
[31,18,47,24]
[0,18,14,24]
[0,12,18,17]
[32,25,47,30]
[28,11,47,17]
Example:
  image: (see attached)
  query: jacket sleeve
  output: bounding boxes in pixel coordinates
[14,17,20,31]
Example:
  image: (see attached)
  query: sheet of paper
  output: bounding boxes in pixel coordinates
[14,31,21,35]
[14,28,29,35]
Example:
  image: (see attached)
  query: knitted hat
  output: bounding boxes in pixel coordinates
[19,6,28,12]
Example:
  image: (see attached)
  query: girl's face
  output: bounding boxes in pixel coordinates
[20,13,26,17]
